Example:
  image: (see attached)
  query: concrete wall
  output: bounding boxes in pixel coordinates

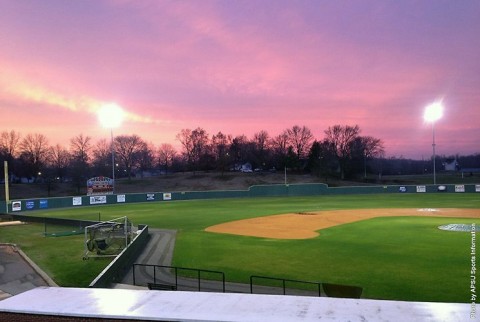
[0,287,473,321]
[89,225,150,288]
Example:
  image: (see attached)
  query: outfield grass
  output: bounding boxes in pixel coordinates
[2,193,479,302]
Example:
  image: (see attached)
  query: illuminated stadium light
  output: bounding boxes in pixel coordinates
[98,103,125,129]
[98,103,124,194]
[423,101,443,123]
[423,101,444,185]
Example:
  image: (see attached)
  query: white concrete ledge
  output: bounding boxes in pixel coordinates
[0,287,473,321]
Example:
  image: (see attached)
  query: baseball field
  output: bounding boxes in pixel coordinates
[1,192,479,303]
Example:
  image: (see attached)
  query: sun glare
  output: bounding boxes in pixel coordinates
[98,103,125,129]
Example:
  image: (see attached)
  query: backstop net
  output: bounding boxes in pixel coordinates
[83,216,134,259]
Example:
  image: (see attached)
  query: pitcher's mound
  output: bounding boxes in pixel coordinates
[205,208,480,239]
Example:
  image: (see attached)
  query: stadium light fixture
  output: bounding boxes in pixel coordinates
[423,101,444,185]
[98,103,125,194]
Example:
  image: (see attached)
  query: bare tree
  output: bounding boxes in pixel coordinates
[70,134,92,165]
[157,143,177,174]
[136,142,155,178]
[175,127,211,172]
[324,125,361,179]
[286,125,314,161]
[270,131,289,155]
[252,130,269,169]
[352,136,385,178]
[68,134,92,191]
[211,131,231,174]
[0,130,21,159]
[114,134,146,179]
[0,130,21,178]
[19,133,50,179]
[91,138,112,176]
[360,136,385,159]
[176,128,194,169]
[48,144,71,182]
[253,131,269,151]
[190,127,210,172]
[307,139,337,180]
[270,130,289,169]
[229,135,249,166]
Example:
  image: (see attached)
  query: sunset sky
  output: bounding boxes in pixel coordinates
[0,1,479,159]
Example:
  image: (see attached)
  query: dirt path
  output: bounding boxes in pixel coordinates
[205,208,480,239]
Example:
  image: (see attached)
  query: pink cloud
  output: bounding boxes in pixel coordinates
[0,1,478,159]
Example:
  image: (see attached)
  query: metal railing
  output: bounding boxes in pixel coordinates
[132,263,362,298]
[133,264,226,293]
[250,275,322,297]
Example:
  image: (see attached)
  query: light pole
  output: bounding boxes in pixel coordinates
[364,150,367,179]
[109,128,115,192]
[4,161,9,213]
[98,103,124,194]
[423,102,443,185]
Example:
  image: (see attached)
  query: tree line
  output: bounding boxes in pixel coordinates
[0,125,388,188]
[3,124,480,192]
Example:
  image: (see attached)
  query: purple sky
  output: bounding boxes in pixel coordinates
[0,1,479,159]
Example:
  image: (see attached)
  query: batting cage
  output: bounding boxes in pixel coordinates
[83,216,135,259]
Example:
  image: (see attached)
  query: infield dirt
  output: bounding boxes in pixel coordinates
[205,208,480,239]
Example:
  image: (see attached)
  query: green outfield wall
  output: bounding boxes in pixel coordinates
[1,183,479,212]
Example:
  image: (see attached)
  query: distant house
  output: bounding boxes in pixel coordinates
[443,158,459,171]
[230,162,253,172]
[240,163,253,173]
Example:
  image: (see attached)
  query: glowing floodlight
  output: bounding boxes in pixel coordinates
[98,103,125,129]
[423,101,444,185]
[97,103,124,194]
[423,102,443,123]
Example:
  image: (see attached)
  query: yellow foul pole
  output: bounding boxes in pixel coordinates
[4,161,9,213]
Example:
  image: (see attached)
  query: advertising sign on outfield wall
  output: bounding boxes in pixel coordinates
[146,193,155,201]
[416,186,426,193]
[163,193,172,200]
[12,201,21,211]
[455,185,465,193]
[25,200,35,210]
[476,185,480,192]
[117,195,126,203]
[90,196,107,205]
[72,197,82,206]
[40,200,48,209]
